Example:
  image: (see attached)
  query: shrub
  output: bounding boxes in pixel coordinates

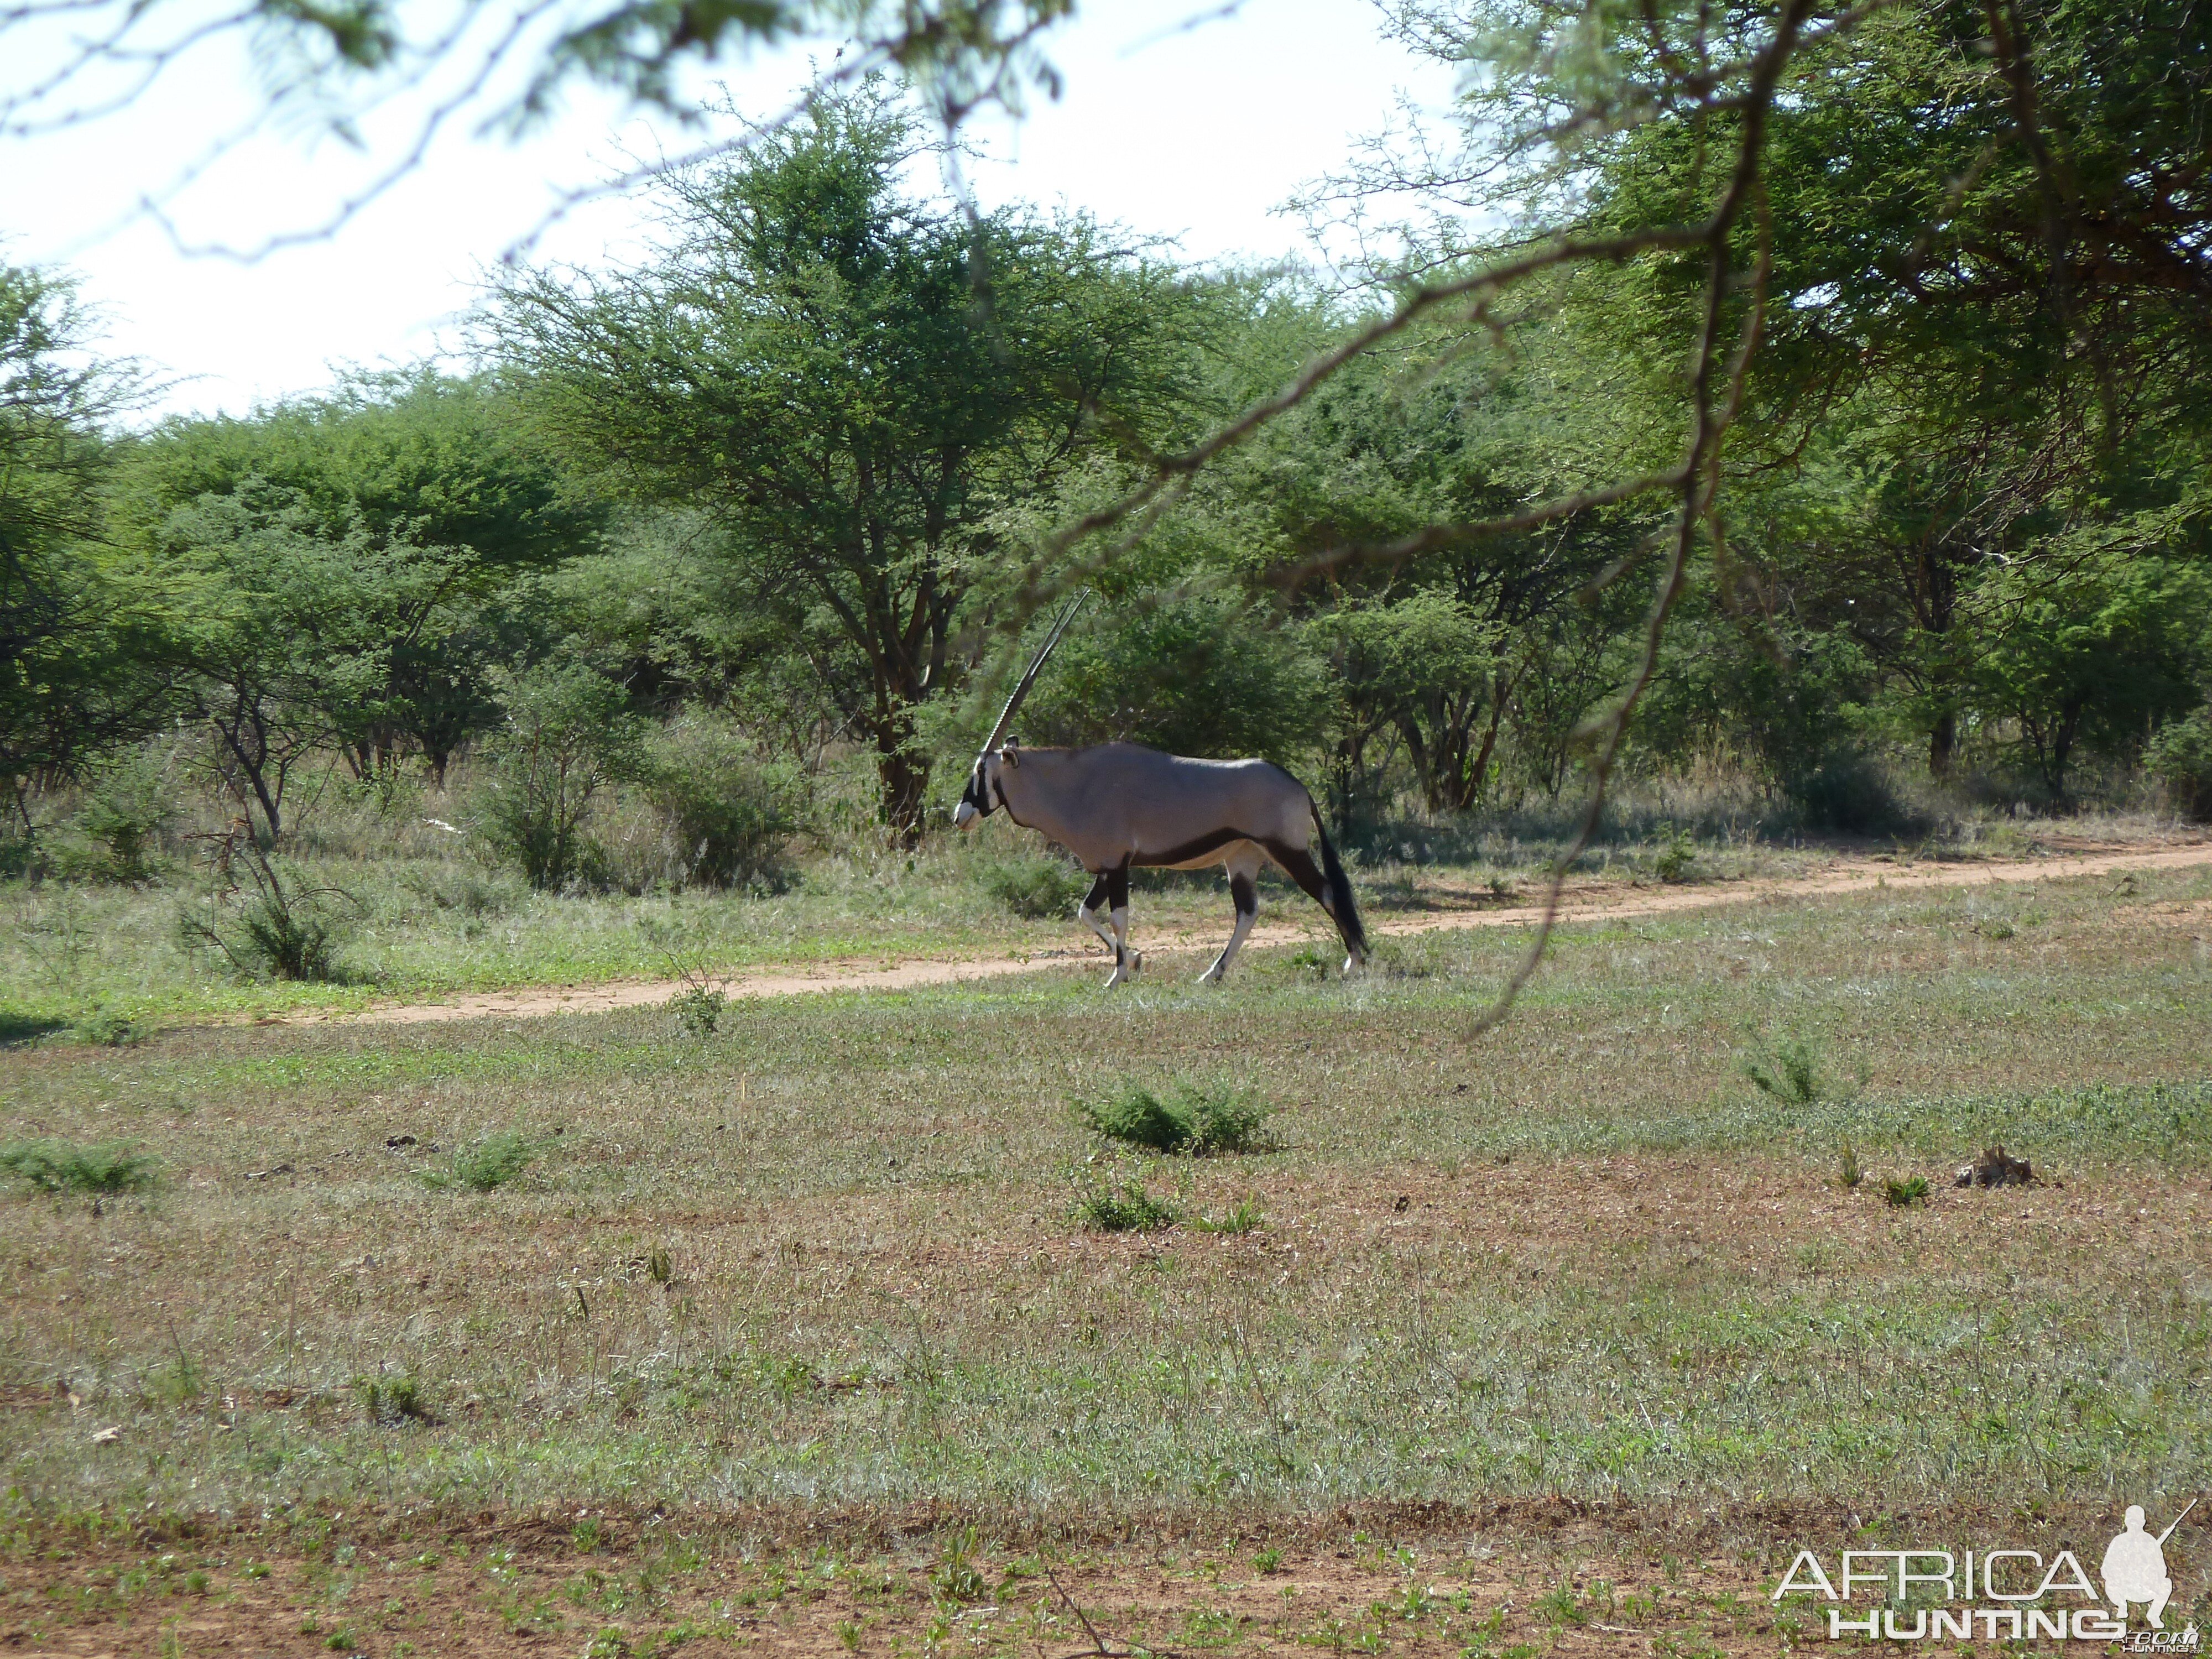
[422,1130,535,1192]
[1078,1078,1276,1155]
[0,1139,160,1194]
[1074,1178,1179,1232]
[982,854,1089,919]
[1784,752,1905,836]
[479,664,644,890]
[1741,1037,1823,1105]
[179,847,354,982]
[669,985,725,1039]
[2147,707,2212,822]
[644,716,805,889]
[71,1009,148,1047]
[71,750,175,883]
[1884,1173,1932,1208]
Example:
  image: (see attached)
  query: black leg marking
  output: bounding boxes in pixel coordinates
[1082,873,1112,912]
[1230,872,1258,917]
[1105,864,1129,912]
[1266,842,1332,910]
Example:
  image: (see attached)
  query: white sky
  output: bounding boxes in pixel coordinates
[2,1,1458,420]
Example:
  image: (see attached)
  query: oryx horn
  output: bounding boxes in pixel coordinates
[980,588,1089,758]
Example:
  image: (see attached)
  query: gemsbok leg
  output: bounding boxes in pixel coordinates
[1104,864,1141,988]
[1200,847,1265,983]
[1077,872,1117,956]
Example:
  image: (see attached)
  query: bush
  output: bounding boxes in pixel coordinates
[1783,752,1906,836]
[641,716,805,890]
[422,1130,535,1192]
[0,1139,160,1194]
[1740,1037,1823,1105]
[71,751,174,883]
[479,664,644,890]
[181,851,353,982]
[982,854,1089,919]
[1078,1078,1277,1155]
[1074,1177,1179,1232]
[2147,707,2212,821]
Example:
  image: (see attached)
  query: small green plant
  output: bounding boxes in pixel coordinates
[668,985,725,1039]
[1193,1197,1267,1235]
[1884,1173,1932,1207]
[837,1619,862,1650]
[421,1130,535,1193]
[1254,1547,1284,1574]
[1652,824,1696,884]
[930,1526,987,1605]
[1838,1144,1864,1190]
[353,1373,437,1426]
[70,1008,148,1048]
[244,1562,272,1580]
[980,854,1089,919]
[1740,1035,1823,1105]
[646,1245,672,1285]
[1074,1177,1179,1232]
[0,1139,160,1194]
[1285,945,1329,978]
[1077,1078,1277,1156]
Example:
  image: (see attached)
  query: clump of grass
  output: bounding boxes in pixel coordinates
[1192,1197,1267,1235]
[1652,825,1697,884]
[0,1139,160,1194]
[1740,1035,1823,1105]
[1077,1078,1277,1156]
[1074,1178,1179,1232]
[70,1008,147,1048]
[980,855,1089,919]
[1837,1144,1864,1190]
[352,1374,438,1426]
[1884,1173,1932,1207]
[421,1130,535,1192]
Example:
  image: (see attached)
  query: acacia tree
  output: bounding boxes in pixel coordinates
[489,82,1211,841]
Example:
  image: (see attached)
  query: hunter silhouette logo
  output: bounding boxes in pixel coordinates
[2106,1501,2196,1630]
[1777,1498,2201,1644]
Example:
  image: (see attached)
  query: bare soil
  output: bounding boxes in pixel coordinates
[278,836,2212,1026]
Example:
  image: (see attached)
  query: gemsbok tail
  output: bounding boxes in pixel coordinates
[1312,811,1368,962]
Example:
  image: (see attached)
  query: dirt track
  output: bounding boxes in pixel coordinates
[283,837,2212,1027]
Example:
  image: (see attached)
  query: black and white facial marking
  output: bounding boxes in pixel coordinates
[953,756,997,828]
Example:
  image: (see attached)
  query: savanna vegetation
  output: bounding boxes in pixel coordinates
[3,0,2211,1646]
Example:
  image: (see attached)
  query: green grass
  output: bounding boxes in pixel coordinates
[0,858,2203,1530]
[1077,1077,1277,1154]
[0,810,1854,1029]
[0,1139,161,1193]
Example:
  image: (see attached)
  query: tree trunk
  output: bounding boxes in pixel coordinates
[1929,707,1958,780]
[874,717,932,848]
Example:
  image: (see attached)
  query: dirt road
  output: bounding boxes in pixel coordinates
[283,837,2212,1027]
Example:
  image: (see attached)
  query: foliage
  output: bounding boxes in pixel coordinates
[641,714,804,890]
[1072,1177,1178,1232]
[422,1130,536,1192]
[1078,1079,1276,1156]
[1018,588,1333,764]
[2146,709,2212,823]
[489,82,1216,839]
[1740,1037,1823,1107]
[980,854,1088,919]
[179,846,354,982]
[1884,1175,1933,1208]
[0,1139,160,1194]
[668,986,726,1039]
[477,663,644,890]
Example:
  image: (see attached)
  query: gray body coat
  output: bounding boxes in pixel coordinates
[956,741,1366,985]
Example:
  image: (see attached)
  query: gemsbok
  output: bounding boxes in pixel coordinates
[952,596,1367,987]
